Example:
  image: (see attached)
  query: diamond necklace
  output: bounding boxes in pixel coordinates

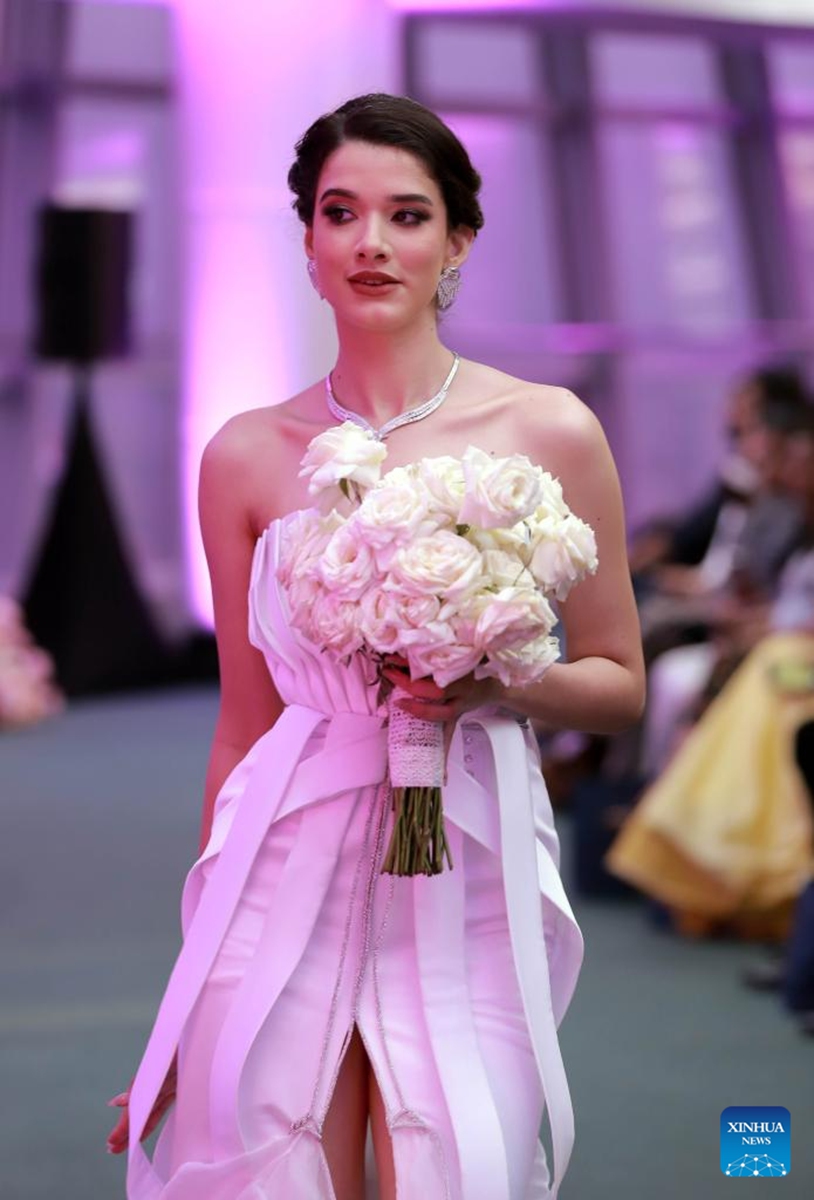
[325,353,460,441]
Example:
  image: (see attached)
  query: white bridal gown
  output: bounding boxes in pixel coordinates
[126,513,583,1200]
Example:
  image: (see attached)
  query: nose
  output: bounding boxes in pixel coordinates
[354,215,390,261]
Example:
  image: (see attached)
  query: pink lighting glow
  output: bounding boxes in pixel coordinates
[172,0,394,626]
[174,2,293,625]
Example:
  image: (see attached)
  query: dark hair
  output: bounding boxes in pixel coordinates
[748,364,813,433]
[780,397,814,438]
[288,93,484,233]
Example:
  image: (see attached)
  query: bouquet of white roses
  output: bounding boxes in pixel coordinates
[278,422,597,876]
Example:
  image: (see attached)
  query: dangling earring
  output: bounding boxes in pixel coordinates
[307,258,323,298]
[436,264,461,311]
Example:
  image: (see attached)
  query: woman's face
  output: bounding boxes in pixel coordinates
[304,139,472,333]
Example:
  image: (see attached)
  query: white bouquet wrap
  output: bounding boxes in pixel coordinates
[278,421,598,875]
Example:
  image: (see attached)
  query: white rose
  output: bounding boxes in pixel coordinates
[469,587,556,653]
[355,474,435,551]
[477,546,535,589]
[398,614,457,650]
[309,589,364,657]
[277,508,337,587]
[534,473,570,521]
[369,588,447,639]
[299,421,387,504]
[378,463,422,490]
[398,592,448,630]
[285,571,326,628]
[467,521,531,558]
[458,446,545,529]
[357,589,403,655]
[529,514,598,601]
[387,530,484,602]
[475,632,561,688]
[405,635,484,689]
[416,456,467,520]
[561,514,598,572]
[319,519,378,599]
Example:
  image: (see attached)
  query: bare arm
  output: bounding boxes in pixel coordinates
[197,419,285,853]
[106,417,287,1155]
[502,398,645,731]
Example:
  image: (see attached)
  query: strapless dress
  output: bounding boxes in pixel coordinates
[126,513,583,1199]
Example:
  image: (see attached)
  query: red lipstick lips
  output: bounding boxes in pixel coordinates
[347,271,400,285]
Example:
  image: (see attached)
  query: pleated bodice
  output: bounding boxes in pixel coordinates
[249,514,383,716]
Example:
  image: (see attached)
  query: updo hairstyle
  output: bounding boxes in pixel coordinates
[288,93,484,235]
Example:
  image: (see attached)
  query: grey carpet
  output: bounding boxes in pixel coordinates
[1,686,810,1198]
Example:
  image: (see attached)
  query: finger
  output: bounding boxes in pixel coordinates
[397,699,455,723]
[381,663,409,677]
[153,1081,176,1112]
[380,667,410,689]
[107,1110,130,1154]
[143,1093,175,1140]
[145,1103,165,1134]
[109,1108,129,1136]
[385,673,445,701]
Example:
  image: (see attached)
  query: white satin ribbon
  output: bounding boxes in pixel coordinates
[126,705,581,1200]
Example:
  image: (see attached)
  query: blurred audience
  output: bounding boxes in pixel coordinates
[543,365,809,802]
[606,402,814,940]
[641,374,812,776]
[631,366,806,623]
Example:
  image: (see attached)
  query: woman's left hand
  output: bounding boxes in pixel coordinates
[380,657,498,724]
[107,1055,178,1155]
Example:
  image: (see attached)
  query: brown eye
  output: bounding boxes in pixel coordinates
[393,209,430,226]
[323,205,354,224]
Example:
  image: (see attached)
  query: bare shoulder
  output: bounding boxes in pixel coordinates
[513,383,624,527]
[202,406,276,467]
[465,360,608,472]
[202,395,304,467]
[522,384,608,467]
[200,384,323,531]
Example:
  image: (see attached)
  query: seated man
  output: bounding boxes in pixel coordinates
[631,365,806,612]
[639,382,812,777]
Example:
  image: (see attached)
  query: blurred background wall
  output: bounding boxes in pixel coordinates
[1,0,813,687]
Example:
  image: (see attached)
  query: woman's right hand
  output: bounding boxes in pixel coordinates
[107,1056,178,1155]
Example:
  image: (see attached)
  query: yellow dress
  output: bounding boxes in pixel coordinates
[607,632,814,938]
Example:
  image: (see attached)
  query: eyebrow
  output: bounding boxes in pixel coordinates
[319,187,434,206]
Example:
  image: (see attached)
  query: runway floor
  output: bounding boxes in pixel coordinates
[1,685,810,1198]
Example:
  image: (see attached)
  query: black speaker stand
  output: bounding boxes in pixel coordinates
[22,364,173,695]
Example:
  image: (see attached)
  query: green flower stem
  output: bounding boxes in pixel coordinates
[381,785,453,876]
